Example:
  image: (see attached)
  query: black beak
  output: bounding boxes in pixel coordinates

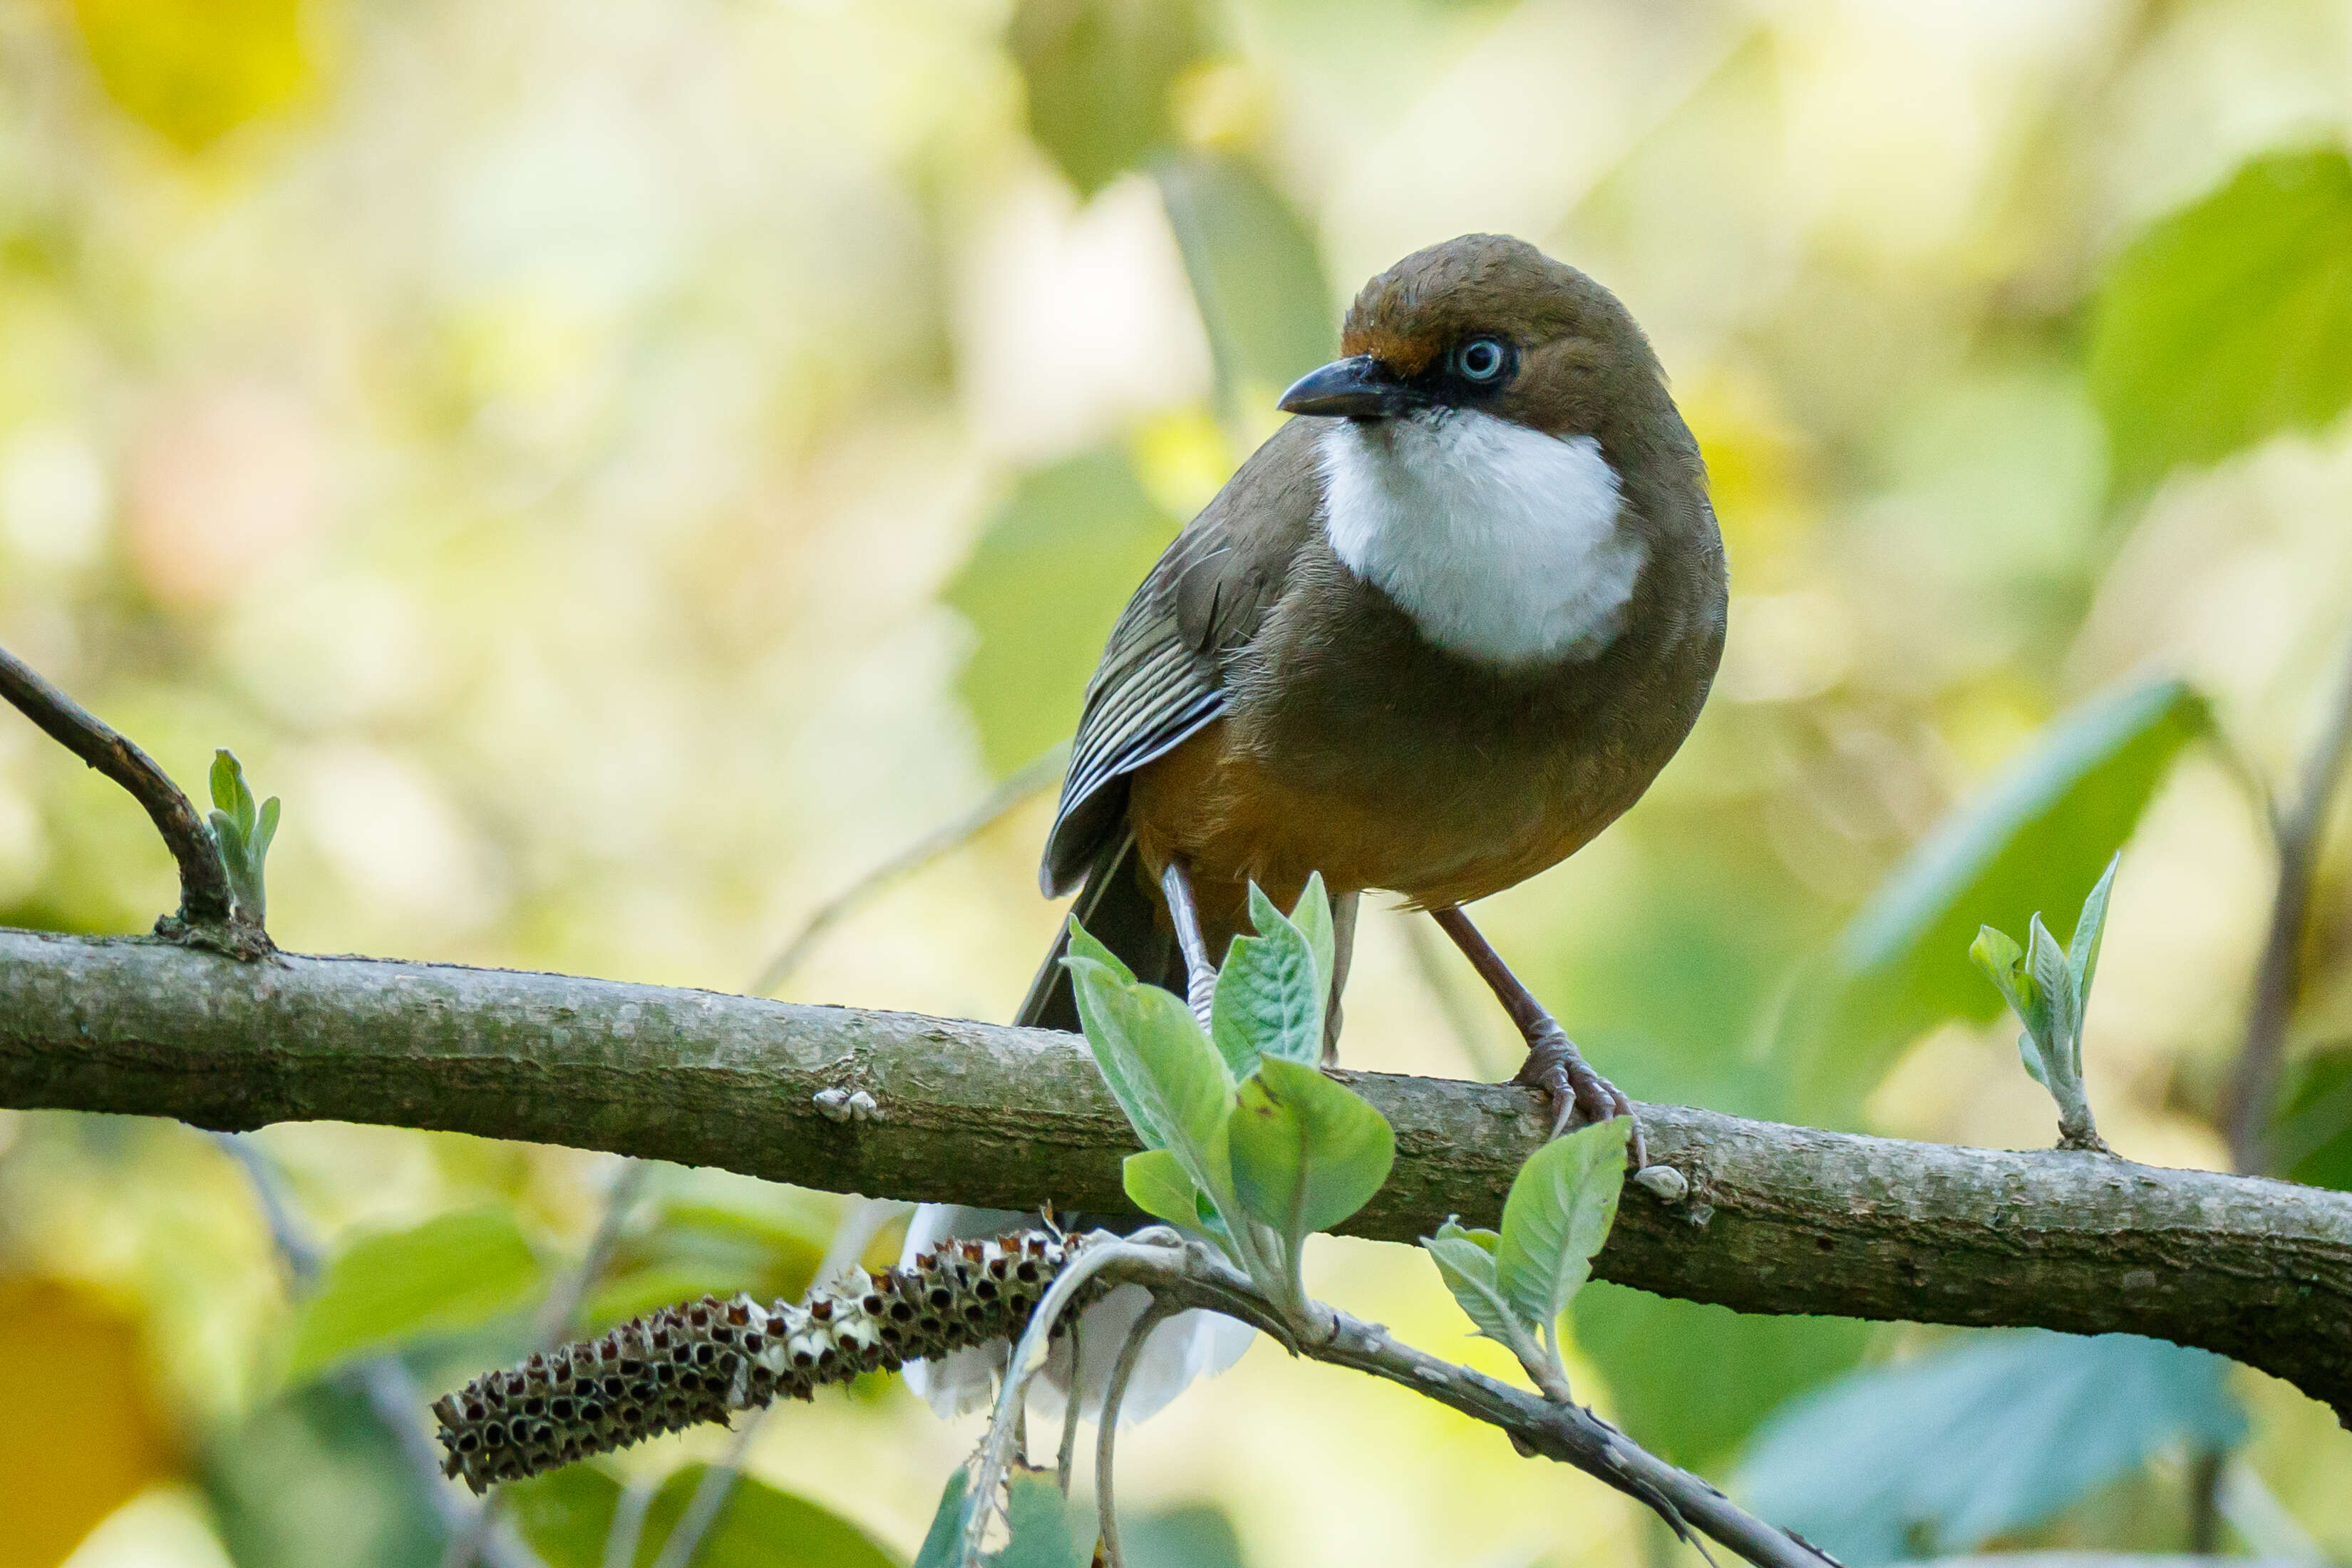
[1277,355,1420,419]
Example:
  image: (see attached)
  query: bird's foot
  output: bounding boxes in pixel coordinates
[1507,1025,1664,1186]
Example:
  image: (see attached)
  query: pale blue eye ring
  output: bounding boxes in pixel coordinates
[1457,339,1505,381]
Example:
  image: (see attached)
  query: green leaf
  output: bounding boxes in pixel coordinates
[210,747,255,835]
[1154,150,1338,406]
[1795,676,2204,1113]
[200,1381,444,1568]
[503,1467,621,1568]
[1966,926,2031,1032]
[2090,148,2352,498]
[911,1465,1088,1568]
[1006,0,1208,199]
[2069,852,2120,1010]
[1421,1218,1522,1348]
[1065,915,1138,985]
[1734,1331,2246,1566]
[2026,914,2075,1072]
[1068,944,1233,1176]
[1495,1118,1629,1331]
[1573,1284,1874,1468]
[2016,1032,2049,1088]
[285,1208,542,1378]
[1124,1147,1209,1232]
[909,1469,971,1568]
[2271,1044,2352,1189]
[1210,884,1325,1076]
[944,448,1178,774]
[1286,873,1334,991]
[634,1464,901,1568]
[253,794,281,862]
[1224,1058,1393,1244]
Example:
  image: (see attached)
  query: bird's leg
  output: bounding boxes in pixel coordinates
[1322,891,1361,1066]
[1159,859,1219,1032]
[1429,905,1649,1170]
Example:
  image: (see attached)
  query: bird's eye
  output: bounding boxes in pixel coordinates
[1455,339,1507,382]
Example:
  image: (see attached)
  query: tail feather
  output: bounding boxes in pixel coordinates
[1015,830,1177,1031]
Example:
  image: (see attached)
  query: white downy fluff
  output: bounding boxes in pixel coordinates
[899,1204,1254,1425]
[1318,409,1644,666]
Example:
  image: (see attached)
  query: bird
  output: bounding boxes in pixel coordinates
[903,232,1723,1423]
[1021,232,1725,1165]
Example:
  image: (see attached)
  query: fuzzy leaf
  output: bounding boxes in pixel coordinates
[286,1209,541,1378]
[252,795,281,862]
[1066,949,1232,1168]
[1124,1147,1209,1234]
[1212,885,1325,1076]
[1496,1119,1630,1331]
[2027,915,2076,1073]
[1225,1059,1394,1244]
[2069,853,2120,1011]
[1422,1219,1522,1347]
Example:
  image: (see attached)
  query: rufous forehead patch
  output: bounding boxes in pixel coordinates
[1340,325,1442,377]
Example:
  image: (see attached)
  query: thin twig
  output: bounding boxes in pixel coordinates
[2227,630,2352,1174]
[961,1235,1187,1567]
[1097,1244,1825,1568]
[645,1415,764,1568]
[600,1477,659,1568]
[749,743,1068,997]
[212,1133,544,1568]
[0,641,247,941]
[1053,1316,1085,1495]
[1093,1301,1178,1568]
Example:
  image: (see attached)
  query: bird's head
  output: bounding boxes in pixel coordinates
[1277,234,1669,448]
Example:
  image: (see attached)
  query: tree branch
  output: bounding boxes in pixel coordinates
[4,926,2349,1420]
[0,644,238,936]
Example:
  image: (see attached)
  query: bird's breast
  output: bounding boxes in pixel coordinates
[1314,409,1646,667]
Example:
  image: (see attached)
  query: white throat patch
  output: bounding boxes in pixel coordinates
[1316,410,1644,666]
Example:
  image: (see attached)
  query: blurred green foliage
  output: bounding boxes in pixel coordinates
[512,1462,900,1568]
[1156,151,1336,413]
[1735,1332,2245,1565]
[946,448,1177,775]
[1009,0,1211,199]
[201,1382,443,1568]
[2090,149,2352,500]
[285,1209,540,1379]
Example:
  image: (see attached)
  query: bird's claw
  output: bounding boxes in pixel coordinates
[1509,1026,1651,1172]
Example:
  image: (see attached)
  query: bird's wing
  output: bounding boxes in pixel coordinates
[1038,421,1323,895]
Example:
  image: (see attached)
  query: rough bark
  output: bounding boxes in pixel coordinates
[4,927,2348,1419]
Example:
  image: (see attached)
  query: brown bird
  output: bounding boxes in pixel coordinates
[1017,233,1726,1163]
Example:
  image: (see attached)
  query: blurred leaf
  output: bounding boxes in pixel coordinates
[944,448,1178,775]
[2090,148,2352,497]
[286,1208,541,1378]
[1155,151,1336,403]
[2270,1044,2352,1189]
[505,1466,619,1568]
[0,1279,176,1568]
[1123,1504,1252,1568]
[200,1381,441,1568]
[1574,1284,1872,1469]
[909,1469,969,1568]
[2068,851,2120,1009]
[1797,676,2204,1111]
[1210,881,1329,1077]
[71,0,316,154]
[1068,939,1233,1162]
[640,1465,901,1568]
[515,1463,901,1568]
[584,1190,825,1331]
[911,1466,1082,1568]
[1733,1331,2246,1566]
[1007,0,1209,197]
[1495,1118,1629,1333]
[1420,1219,1522,1350]
[1225,1058,1393,1242]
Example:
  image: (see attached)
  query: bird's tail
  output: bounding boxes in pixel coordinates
[1013,830,1178,1032]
